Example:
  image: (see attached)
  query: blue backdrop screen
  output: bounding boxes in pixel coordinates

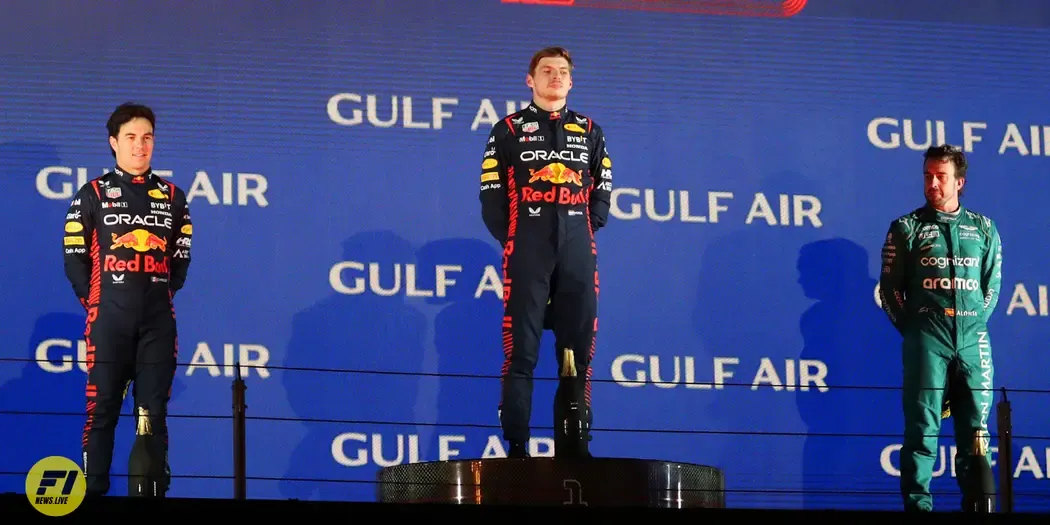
[1,0,1048,511]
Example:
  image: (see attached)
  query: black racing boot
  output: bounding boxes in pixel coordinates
[507,441,530,458]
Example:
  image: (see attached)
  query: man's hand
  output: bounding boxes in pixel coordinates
[942,360,959,419]
[543,297,555,330]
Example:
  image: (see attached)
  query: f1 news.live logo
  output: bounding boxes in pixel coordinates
[25,456,86,516]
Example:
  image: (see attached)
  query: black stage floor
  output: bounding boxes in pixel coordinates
[2,493,1046,524]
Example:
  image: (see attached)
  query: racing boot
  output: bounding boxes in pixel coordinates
[128,406,168,497]
[507,441,530,458]
[554,348,591,459]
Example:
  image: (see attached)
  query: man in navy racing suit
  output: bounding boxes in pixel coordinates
[63,102,193,497]
[479,46,613,459]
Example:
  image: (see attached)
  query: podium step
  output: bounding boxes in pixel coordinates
[376,457,725,508]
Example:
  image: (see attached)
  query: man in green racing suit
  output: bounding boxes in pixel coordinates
[878,144,1003,512]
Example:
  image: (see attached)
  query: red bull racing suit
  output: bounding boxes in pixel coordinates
[879,205,1003,511]
[478,102,612,457]
[62,167,193,496]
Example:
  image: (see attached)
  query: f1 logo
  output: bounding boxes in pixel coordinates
[502,0,575,5]
[37,470,80,495]
[25,456,86,517]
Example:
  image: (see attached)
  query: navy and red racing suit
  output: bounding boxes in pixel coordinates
[478,102,612,456]
[62,167,192,496]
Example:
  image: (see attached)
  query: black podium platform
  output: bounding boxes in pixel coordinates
[375,457,725,508]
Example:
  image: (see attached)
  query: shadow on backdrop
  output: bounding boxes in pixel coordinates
[280,231,426,502]
[692,169,824,509]
[795,238,901,510]
[0,311,186,494]
[414,238,509,457]
[0,142,66,386]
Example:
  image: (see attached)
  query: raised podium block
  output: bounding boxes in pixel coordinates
[376,457,725,508]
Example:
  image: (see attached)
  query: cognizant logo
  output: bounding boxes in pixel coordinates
[920,256,980,268]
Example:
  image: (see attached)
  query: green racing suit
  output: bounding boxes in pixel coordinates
[878,204,1003,511]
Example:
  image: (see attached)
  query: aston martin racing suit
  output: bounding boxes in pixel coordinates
[479,102,612,456]
[879,205,1002,511]
[63,167,193,496]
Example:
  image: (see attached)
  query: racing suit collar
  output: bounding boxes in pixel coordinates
[114,165,154,181]
[526,101,568,121]
[921,204,964,223]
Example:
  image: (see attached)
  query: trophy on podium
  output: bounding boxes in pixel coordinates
[128,406,168,497]
[374,293,726,508]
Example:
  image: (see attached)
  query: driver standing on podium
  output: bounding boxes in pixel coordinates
[63,102,193,497]
[879,145,1003,512]
[478,46,613,459]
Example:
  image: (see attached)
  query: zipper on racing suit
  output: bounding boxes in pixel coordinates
[945,222,959,352]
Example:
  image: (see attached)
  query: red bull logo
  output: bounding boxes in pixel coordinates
[528,163,582,186]
[110,229,167,253]
[103,254,169,274]
[521,186,589,206]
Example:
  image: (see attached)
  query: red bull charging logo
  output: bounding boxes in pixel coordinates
[111,229,167,253]
[528,162,582,186]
